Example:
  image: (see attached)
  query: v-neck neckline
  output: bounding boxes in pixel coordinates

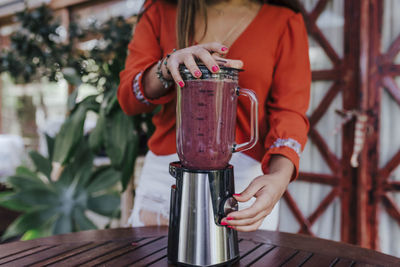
[225,4,266,55]
[192,4,266,53]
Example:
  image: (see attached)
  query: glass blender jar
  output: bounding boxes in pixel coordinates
[176,63,259,170]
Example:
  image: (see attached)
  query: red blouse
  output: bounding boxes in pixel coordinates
[117,0,311,179]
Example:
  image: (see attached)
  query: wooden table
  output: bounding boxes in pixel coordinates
[0,227,398,266]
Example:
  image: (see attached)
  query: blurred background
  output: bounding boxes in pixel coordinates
[0,0,399,259]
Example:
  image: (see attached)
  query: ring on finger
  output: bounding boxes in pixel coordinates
[164,48,177,75]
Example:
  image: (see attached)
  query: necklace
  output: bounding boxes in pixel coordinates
[209,9,254,45]
[212,14,250,45]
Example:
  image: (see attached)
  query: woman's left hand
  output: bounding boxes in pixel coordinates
[221,155,294,232]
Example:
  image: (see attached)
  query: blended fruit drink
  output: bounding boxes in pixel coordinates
[176,63,258,170]
[177,79,238,170]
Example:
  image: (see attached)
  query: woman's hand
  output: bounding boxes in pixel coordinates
[221,155,294,232]
[162,42,243,87]
[143,42,242,99]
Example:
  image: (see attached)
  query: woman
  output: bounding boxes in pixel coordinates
[118,0,311,232]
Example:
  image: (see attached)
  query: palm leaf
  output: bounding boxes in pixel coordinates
[57,139,93,189]
[12,188,58,207]
[7,175,47,191]
[67,86,78,111]
[104,110,135,168]
[0,191,33,211]
[28,151,52,180]
[53,213,73,235]
[53,105,86,164]
[2,208,57,241]
[15,166,40,179]
[45,134,55,161]
[73,208,97,231]
[88,109,106,152]
[87,168,121,193]
[120,136,138,191]
[88,193,120,217]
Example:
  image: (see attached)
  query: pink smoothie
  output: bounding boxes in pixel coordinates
[177,80,238,170]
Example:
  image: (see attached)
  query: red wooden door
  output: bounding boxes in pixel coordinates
[279,0,400,256]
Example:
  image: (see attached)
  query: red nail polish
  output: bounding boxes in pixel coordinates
[226,217,234,220]
[233,194,241,197]
[228,226,234,229]
[194,70,202,77]
[221,46,228,52]
[212,65,219,72]
[220,221,228,226]
[178,81,185,87]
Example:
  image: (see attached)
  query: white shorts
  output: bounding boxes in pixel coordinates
[129,150,279,230]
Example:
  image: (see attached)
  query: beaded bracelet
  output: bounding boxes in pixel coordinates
[156,60,172,89]
[156,49,176,89]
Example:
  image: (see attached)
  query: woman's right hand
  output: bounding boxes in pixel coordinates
[161,42,243,87]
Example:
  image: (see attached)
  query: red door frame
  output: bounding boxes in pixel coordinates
[284,0,360,242]
[361,0,400,250]
[286,0,400,251]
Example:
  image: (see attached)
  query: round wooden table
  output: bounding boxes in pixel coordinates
[0,227,398,266]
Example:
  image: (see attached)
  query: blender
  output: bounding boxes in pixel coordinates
[168,64,258,266]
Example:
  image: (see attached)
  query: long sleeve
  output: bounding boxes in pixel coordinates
[261,13,311,180]
[117,2,175,116]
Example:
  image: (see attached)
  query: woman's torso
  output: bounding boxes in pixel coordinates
[147,1,297,162]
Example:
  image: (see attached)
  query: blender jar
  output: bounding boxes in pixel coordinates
[176,64,258,170]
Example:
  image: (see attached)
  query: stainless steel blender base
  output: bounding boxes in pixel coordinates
[168,162,240,266]
[168,257,240,267]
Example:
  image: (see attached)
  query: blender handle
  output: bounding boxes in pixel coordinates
[233,87,259,153]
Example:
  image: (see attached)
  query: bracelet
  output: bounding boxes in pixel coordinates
[156,49,176,89]
[156,59,173,89]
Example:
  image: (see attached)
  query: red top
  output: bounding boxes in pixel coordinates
[117,0,311,179]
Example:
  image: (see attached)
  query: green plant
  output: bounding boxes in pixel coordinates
[0,5,156,191]
[62,16,156,189]
[0,5,156,239]
[0,131,120,240]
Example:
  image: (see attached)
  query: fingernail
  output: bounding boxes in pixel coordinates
[221,46,228,52]
[220,221,228,226]
[228,226,234,229]
[194,70,202,77]
[233,194,241,197]
[212,65,219,72]
[226,217,234,221]
[178,81,185,87]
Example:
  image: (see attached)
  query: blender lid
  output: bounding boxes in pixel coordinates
[179,62,243,81]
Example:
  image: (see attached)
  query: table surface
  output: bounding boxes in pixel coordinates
[0,227,399,267]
